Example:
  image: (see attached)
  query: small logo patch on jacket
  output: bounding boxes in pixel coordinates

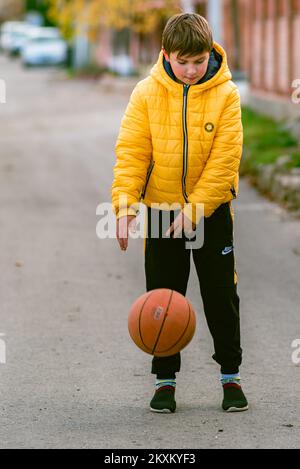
[205,122,214,132]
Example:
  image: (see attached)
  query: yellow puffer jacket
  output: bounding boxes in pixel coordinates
[111,42,243,224]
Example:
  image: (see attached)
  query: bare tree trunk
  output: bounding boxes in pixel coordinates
[207,0,223,45]
[181,0,195,13]
[230,0,241,71]
[72,1,92,70]
[0,0,23,21]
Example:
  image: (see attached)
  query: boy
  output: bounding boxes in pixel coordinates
[111,13,248,413]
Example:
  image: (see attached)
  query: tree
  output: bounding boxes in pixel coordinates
[181,0,195,13]
[0,0,23,21]
[47,0,182,70]
[25,0,55,26]
[48,0,180,41]
[230,0,241,71]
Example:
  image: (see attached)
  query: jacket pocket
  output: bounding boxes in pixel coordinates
[196,243,235,287]
[204,203,233,246]
[140,160,155,200]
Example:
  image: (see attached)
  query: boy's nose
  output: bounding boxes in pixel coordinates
[186,67,197,77]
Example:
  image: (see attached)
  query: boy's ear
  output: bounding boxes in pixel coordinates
[162,48,170,62]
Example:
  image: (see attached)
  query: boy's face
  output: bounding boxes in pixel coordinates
[162,48,210,85]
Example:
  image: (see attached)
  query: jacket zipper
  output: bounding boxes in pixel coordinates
[182,84,190,203]
[141,160,155,200]
[230,186,237,199]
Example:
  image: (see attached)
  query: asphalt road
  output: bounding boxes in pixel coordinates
[0,54,300,449]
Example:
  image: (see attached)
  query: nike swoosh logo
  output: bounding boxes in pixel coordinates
[222,247,233,255]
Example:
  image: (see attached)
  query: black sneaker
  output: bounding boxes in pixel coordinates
[222,383,249,412]
[150,386,176,413]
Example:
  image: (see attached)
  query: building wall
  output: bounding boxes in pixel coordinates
[196,0,299,101]
[245,0,300,139]
[95,0,299,105]
[196,0,251,74]
[0,0,23,22]
[222,0,251,74]
[249,0,300,99]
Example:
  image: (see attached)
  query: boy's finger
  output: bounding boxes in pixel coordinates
[129,218,136,233]
[119,238,127,251]
[183,221,193,236]
[116,229,128,250]
[118,225,128,240]
[173,225,183,238]
[173,217,184,238]
[165,223,173,237]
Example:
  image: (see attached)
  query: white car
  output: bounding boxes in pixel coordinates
[0,21,29,54]
[26,26,61,41]
[108,54,135,76]
[21,28,67,66]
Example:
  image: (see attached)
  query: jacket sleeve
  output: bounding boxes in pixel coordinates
[111,83,152,219]
[183,87,243,224]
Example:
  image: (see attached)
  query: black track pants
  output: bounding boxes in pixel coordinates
[144,202,242,378]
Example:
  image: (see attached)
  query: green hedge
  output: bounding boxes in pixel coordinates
[241,107,300,174]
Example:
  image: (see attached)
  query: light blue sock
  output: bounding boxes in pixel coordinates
[155,378,176,391]
[220,372,241,387]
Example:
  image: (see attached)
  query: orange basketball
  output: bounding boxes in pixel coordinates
[128,288,196,357]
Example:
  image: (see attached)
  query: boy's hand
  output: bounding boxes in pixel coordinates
[165,211,196,239]
[116,215,136,251]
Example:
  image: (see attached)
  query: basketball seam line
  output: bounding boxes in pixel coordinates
[138,292,154,353]
[155,301,192,354]
[151,290,174,355]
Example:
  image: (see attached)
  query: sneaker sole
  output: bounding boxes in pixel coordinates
[224,405,249,412]
[150,407,175,413]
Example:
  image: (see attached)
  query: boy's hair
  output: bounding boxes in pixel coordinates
[162,13,213,58]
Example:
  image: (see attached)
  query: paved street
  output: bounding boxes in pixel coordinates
[0,54,299,449]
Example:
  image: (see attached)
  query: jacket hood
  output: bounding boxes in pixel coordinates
[150,42,232,97]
